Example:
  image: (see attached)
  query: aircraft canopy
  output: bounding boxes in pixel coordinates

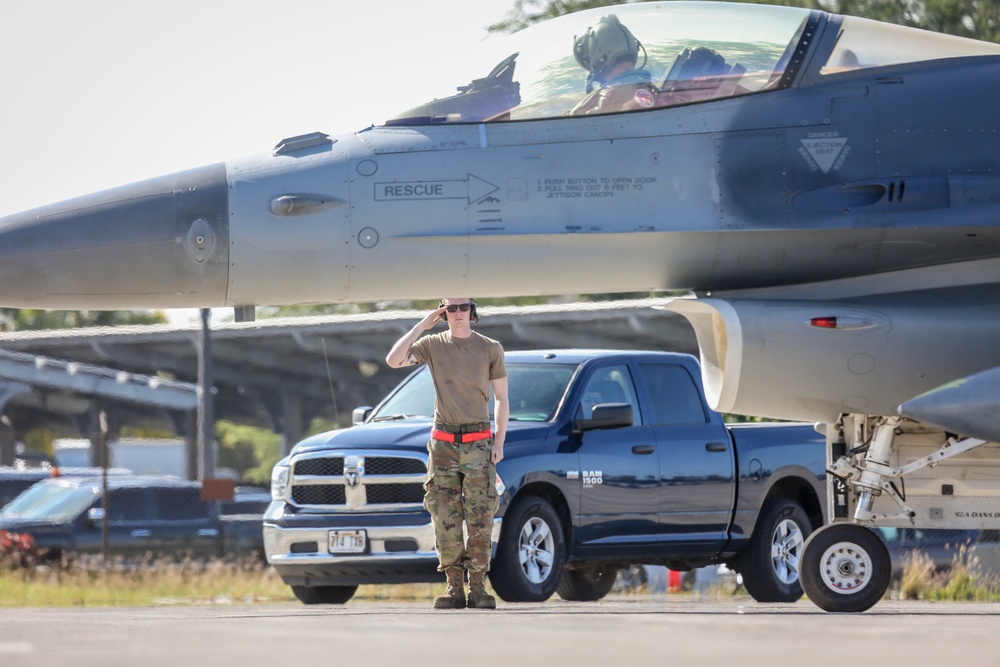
[382,1,1000,125]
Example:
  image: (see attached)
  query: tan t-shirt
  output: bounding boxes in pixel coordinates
[410,331,507,426]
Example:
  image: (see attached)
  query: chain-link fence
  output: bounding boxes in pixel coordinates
[0,475,269,567]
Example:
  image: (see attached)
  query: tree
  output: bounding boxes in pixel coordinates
[489,0,1000,43]
[488,0,630,33]
[802,1,1000,41]
[0,309,167,332]
[215,420,283,486]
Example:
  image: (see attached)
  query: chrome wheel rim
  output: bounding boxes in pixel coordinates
[770,518,804,585]
[819,541,873,593]
[518,516,556,584]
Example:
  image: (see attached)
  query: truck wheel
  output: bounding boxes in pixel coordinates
[556,565,618,601]
[291,584,358,604]
[737,497,811,602]
[800,524,891,613]
[491,496,565,602]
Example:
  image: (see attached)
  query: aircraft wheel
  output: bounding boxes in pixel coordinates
[800,524,891,613]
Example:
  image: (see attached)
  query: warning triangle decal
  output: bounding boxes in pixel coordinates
[801,137,848,174]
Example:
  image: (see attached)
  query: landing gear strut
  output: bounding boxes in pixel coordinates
[799,414,996,612]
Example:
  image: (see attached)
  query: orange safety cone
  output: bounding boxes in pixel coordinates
[667,569,683,592]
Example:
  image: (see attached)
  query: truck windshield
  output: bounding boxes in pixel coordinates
[382,1,812,125]
[1,481,98,522]
[370,363,576,423]
[1,480,67,517]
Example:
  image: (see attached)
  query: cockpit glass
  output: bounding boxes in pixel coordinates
[821,15,1000,75]
[382,1,812,125]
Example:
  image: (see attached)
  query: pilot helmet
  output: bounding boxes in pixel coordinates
[573,14,640,85]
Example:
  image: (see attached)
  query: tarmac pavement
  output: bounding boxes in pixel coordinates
[1,596,999,667]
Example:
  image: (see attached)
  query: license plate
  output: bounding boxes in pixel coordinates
[329,530,366,554]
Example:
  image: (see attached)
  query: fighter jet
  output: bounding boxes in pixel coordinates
[3,1,1000,611]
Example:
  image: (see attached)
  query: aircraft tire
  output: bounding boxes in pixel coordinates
[490,496,565,602]
[800,523,891,613]
[556,564,618,601]
[291,584,358,605]
[736,497,811,602]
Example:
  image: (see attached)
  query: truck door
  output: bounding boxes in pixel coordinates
[152,487,219,559]
[638,362,735,553]
[575,363,661,551]
[86,487,157,559]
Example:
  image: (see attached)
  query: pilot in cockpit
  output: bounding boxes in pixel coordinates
[569,14,655,116]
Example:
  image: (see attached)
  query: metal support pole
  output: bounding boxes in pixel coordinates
[0,381,28,466]
[853,416,899,522]
[99,410,110,566]
[197,308,216,480]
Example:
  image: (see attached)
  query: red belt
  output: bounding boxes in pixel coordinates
[431,428,492,444]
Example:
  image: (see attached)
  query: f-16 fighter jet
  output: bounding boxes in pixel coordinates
[4,2,1000,611]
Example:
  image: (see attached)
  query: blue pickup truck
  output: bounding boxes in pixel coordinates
[264,350,826,604]
[1,475,269,564]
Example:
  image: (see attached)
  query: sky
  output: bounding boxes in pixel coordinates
[0,0,517,324]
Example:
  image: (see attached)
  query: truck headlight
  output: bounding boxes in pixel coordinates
[271,462,290,501]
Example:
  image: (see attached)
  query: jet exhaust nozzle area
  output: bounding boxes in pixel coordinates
[0,163,231,310]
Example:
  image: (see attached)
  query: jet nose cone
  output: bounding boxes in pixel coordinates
[0,163,230,310]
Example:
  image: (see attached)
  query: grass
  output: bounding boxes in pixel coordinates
[0,557,444,607]
[4,553,1000,607]
[895,546,1000,602]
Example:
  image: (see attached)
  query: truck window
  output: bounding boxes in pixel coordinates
[107,488,152,522]
[639,364,708,425]
[506,364,575,421]
[578,365,642,423]
[154,488,209,521]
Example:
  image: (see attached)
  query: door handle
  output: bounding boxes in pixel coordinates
[131,529,152,538]
[632,444,655,455]
[705,442,728,452]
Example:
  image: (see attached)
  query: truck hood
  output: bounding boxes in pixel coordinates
[0,516,66,530]
[291,419,553,457]
[0,517,73,546]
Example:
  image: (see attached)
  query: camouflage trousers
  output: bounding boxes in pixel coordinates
[424,436,499,573]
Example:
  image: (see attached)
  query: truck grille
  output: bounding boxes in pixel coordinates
[294,458,343,476]
[287,452,428,510]
[292,485,346,505]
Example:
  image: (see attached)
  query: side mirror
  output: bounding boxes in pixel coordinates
[352,406,373,425]
[577,403,634,432]
[87,507,105,528]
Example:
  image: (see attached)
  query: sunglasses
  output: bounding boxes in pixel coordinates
[444,303,472,313]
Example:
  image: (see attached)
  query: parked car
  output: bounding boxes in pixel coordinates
[874,527,1000,578]
[265,350,827,605]
[0,475,265,564]
[221,487,272,516]
[0,466,131,509]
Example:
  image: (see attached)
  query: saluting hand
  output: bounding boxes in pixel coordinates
[420,306,447,330]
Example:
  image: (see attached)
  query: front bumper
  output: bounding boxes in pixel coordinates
[263,516,503,586]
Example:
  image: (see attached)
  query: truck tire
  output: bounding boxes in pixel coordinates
[800,523,891,613]
[291,584,358,605]
[556,565,618,601]
[736,497,811,603]
[490,496,565,602]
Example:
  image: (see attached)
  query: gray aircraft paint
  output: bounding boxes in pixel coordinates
[2,2,1000,437]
